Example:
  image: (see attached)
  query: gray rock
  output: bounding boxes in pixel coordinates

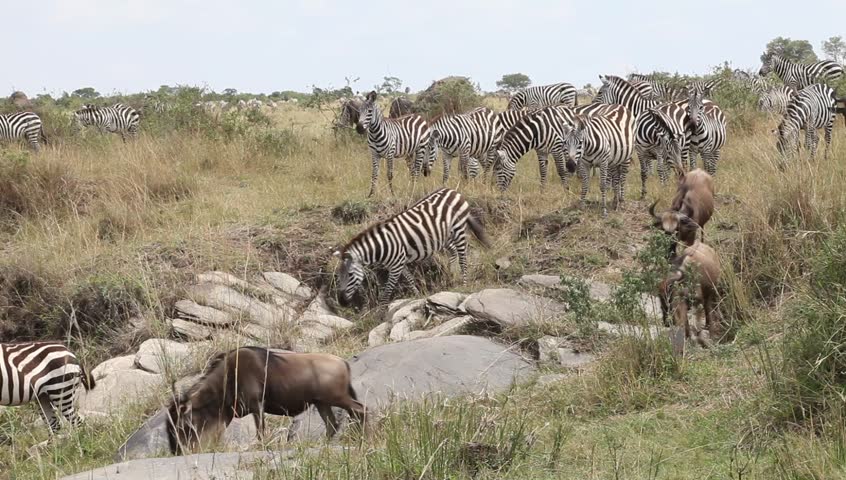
[588,280,612,302]
[262,272,313,300]
[290,335,535,440]
[302,294,336,318]
[464,289,567,328]
[406,316,475,341]
[187,283,297,328]
[388,299,426,327]
[301,314,353,330]
[114,410,170,461]
[174,300,236,326]
[368,322,392,347]
[536,336,594,368]
[299,323,334,341]
[596,321,665,339]
[74,450,303,480]
[388,320,411,342]
[134,339,190,374]
[222,415,258,450]
[518,274,562,290]
[426,292,467,313]
[385,298,415,320]
[168,318,213,341]
[80,369,163,417]
[91,355,135,381]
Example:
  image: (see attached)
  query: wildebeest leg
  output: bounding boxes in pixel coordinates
[316,403,340,439]
[252,407,266,442]
[674,295,690,339]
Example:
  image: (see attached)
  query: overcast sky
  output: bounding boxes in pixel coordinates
[6,0,844,96]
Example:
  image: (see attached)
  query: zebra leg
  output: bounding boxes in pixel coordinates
[551,148,569,189]
[704,150,719,177]
[599,158,610,217]
[806,129,818,160]
[52,389,82,428]
[401,268,420,296]
[637,149,650,199]
[537,152,549,189]
[37,394,61,433]
[617,162,629,207]
[452,230,470,285]
[443,154,453,184]
[378,265,405,304]
[578,161,590,209]
[386,156,395,195]
[368,152,381,197]
[824,121,833,161]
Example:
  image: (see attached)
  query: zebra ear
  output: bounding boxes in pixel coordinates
[598,75,607,84]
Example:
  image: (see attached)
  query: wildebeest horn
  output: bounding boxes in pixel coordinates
[648,200,661,221]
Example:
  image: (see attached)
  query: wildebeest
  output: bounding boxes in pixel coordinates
[658,241,722,344]
[166,347,366,454]
[649,168,715,250]
[335,99,365,134]
[389,96,414,118]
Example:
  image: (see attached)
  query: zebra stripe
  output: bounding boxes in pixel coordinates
[0,342,93,433]
[687,90,727,175]
[74,103,140,141]
[493,104,623,191]
[0,112,44,151]
[507,82,577,110]
[562,109,635,216]
[776,83,837,160]
[760,54,844,90]
[358,91,435,197]
[335,187,490,304]
[429,107,498,183]
[758,86,797,116]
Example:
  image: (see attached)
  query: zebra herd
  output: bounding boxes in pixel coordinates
[0,103,142,150]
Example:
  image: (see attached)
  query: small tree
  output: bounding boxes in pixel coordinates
[377,76,403,95]
[222,88,238,97]
[71,87,100,100]
[762,37,818,64]
[822,36,846,64]
[496,73,531,93]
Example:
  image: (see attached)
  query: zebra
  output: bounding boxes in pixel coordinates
[593,75,694,196]
[0,112,45,151]
[687,78,723,96]
[626,74,687,102]
[631,80,659,100]
[686,89,727,175]
[1,342,95,433]
[507,82,577,110]
[733,69,771,94]
[334,187,490,304]
[492,103,625,191]
[74,103,140,141]
[428,107,498,183]
[775,83,836,161]
[759,54,844,90]
[758,86,797,116]
[357,91,436,197]
[561,109,635,217]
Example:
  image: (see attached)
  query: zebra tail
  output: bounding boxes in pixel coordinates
[80,366,96,390]
[467,215,492,249]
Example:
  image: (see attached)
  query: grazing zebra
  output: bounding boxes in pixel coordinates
[561,109,635,216]
[74,104,140,141]
[594,75,695,196]
[1,342,95,433]
[335,99,365,134]
[358,91,435,197]
[687,90,727,175]
[507,82,577,110]
[334,187,490,304]
[492,104,623,191]
[758,86,797,115]
[759,54,844,90]
[0,112,45,151]
[775,83,836,160]
[429,107,498,182]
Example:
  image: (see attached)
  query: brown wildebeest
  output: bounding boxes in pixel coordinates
[649,167,715,253]
[166,347,366,454]
[389,96,414,118]
[658,241,722,344]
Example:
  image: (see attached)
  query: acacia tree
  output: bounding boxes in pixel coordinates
[822,36,846,64]
[377,76,403,95]
[496,73,531,93]
[762,37,818,63]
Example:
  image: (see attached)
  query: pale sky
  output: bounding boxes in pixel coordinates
[6,0,845,96]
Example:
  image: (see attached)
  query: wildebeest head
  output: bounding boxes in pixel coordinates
[649,201,698,240]
[357,91,379,132]
[333,249,365,307]
[166,386,227,455]
[759,52,774,76]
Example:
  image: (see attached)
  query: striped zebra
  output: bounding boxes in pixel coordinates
[733,69,772,94]
[1,342,95,433]
[687,78,723,96]
[686,89,727,175]
[758,86,797,116]
[626,74,687,102]
[759,54,844,90]
[74,103,140,141]
[492,104,623,191]
[775,83,836,160]
[334,187,490,304]
[507,82,577,110]
[358,91,435,197]
[428,107,497,183]
[0,112,45,151]
[561,109,635,216]
[593,75,693,196]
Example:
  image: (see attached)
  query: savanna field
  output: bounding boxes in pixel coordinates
[1,77,846,480]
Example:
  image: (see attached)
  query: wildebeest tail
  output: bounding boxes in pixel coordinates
[467,215,492,249]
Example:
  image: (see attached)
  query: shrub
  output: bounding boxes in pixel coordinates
[415,77,482,116]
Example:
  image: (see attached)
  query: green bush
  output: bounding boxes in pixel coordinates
[415,77,483,116]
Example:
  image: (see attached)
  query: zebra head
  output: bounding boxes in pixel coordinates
[774,122,797,157]
[759,53,775,76]
[357,91,379,131]
[333,249,365,306]
[657,130,683,170]
[74,106,95,127]
[492,150,516,191]
[562,115,588,171]
[687,90,705,129]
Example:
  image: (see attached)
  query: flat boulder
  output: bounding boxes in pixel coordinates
[518,274,563,290]
[80,369,162,417]
[262,272,313,301]
[464,289,567,328]
[290,335,535,440]
[134,339,191,374]
[91,355,135,381]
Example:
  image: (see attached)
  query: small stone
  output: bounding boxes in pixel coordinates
[368,322,392,347]
[518,274,562,290]
[134,339,191,374]
[174,300,236,326]
[169,318,213,341]
[262,272,313,300]
[426,292,467,312]
[389,320,411,342]
[91,355,135,381]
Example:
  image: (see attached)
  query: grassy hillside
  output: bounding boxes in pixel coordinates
[1,95,846,479]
